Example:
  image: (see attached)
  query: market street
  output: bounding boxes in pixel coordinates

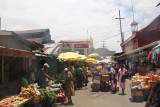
[57,77,145,107]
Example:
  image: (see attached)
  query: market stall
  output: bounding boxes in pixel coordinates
[130,73,160,102]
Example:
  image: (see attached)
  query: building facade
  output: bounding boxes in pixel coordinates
[59,37,94,56]
[120,15,160,53]
[15,29,54,44]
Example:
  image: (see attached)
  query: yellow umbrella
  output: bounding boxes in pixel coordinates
[77,55,87,61]
[85,58,97,63]
[58,52,80,61]
[88,53,99,57]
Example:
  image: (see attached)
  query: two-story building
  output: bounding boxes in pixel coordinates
[117,15,160,74]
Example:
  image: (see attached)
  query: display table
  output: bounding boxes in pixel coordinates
[0,96,30,107]
[46,87,61,94]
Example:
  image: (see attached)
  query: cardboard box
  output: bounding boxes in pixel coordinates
[100,70,108,75]
[94,76,101,81]
[93,79,100,83]
[131,81,138,87]
[148,80,156,88]
[101,75,109,82]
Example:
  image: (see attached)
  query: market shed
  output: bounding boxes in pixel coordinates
[0,31,41,98]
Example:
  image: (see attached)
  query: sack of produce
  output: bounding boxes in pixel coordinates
[91,83,100,92]
[100,81,107,92]
[106,82,110,92]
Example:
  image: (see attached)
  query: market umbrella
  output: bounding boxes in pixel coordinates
[85,58,97,63]
[77,55,87,61]
[88,53,99,58]
[58,52,80,61]
[102,59,111,64]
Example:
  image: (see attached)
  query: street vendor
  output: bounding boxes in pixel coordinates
[28,67,36,84]
[36,63,54,88]
[19,72,29,88]
[18,72,29,93]
[64,68,75,104]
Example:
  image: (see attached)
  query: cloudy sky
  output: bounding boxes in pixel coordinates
[0,0,159,52]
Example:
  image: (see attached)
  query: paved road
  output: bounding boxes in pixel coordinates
[56,77,146,107]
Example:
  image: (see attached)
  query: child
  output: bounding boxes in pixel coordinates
[111,74,117,94]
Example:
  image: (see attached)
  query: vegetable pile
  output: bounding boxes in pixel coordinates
[38,88,57,104]
[19,84,40,99]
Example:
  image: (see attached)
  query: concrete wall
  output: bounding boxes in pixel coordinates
[0,35,31,51]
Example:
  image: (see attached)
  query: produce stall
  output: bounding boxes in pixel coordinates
[47,79,66,103]
[130,73,160,102]
[0,96,29,107]
[0,84,40,107]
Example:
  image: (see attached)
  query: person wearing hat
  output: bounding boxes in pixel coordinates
[64,67,75,104]
[36,63,54,88]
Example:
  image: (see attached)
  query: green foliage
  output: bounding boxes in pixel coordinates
[38,88,57,104]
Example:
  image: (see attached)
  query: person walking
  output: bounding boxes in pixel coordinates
[64,68,75,104]
[118,64,128,95]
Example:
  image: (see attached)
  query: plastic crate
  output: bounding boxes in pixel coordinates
[143,94,149,101]
[131,91,143,96]
[131,89,143,92]
[142,90,150,95]
[132,96,144,102]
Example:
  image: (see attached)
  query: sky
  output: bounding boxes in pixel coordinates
[0,0,159,52]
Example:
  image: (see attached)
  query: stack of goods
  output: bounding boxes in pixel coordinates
[0,96,29,107]
[131,88,144,102]
[148,74,159,87]
[19,84,40,99]
[91,76,101,92]
[130,73,159,102]
[101,75,110,92]
[56,93,66,102]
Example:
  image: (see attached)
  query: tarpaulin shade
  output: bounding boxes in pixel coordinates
[0,46,35,59]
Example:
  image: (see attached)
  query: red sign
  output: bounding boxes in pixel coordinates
[61,43,71,48]
[74,44,89,48]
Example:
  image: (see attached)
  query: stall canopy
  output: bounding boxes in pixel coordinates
[0,46,35,59]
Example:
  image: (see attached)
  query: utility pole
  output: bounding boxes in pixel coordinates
[102,41,106,48]
[115,10,124,43]
[87,30,88,41]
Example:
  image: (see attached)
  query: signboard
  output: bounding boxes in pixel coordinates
[74,44,89,48]
[61,43,71,49]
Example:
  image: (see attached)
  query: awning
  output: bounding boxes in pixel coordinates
[117,40,160,60]
[0,46,35,59]
[35,53,52,60]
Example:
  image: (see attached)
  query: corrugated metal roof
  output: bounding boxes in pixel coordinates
[15,29,49,34]
[60,39,90,43]
[43,43,61,54]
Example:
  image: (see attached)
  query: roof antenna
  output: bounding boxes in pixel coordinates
[130,0,138,34]
[131,0,134,21]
